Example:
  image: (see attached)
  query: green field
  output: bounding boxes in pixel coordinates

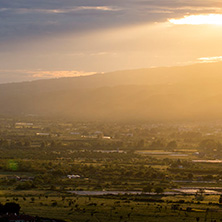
[1,190,222,221]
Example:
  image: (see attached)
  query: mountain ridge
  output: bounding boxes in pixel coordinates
[1,62,222,121]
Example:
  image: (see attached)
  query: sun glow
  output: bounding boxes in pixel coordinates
[169,14,222,25]
[198,56,222,63]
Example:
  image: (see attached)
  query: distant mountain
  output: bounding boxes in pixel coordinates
[1,62,222,121]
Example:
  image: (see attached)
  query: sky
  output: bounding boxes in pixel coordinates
[1,0,222,83]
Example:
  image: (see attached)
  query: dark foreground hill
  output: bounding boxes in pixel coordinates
[1,62,222,121]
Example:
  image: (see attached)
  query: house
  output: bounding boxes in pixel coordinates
[15,123,33,129]
[19,177,34,182]
[67,174,80,179]
[36,133,50,136]
[7,175,20,181]
[102,136,111,139]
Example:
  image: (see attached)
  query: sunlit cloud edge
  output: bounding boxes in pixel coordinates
[0,69,97,79]
[198,56,222,63]
[169,14,222,25]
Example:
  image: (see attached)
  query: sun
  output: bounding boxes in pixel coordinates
[169,14,222,25]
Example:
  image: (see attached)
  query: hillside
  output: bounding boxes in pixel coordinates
[1,62,222,121]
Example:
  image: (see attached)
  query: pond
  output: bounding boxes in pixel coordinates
[68,189,221,196]
[136,150,187,156]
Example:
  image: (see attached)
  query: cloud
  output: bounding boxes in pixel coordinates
[137,0,222,8]
[1,0,222,83]
[198,56,222,63]
[169,14,222,25]
[0,2,124,43]
[30,70,96,78]
[0,69,96,83]
[0,0,220,43]
[0,6,119,14]
[148,10,173,14]
[135,1,222,19]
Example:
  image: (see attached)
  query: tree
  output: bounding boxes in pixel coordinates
[143,184,152,193]
[137,139,145,148]
[15,181,35,190]
[41,141,46,148]
[187,173,193,180]
[199,139,218,152]
[24,140,31,147]
[219,195,222,204]
[195,188,205,201]
[149,139,165,149]
[155,187,164,194]
[4,202,20,214]
[0,203,4,214]
[166,140,177,151]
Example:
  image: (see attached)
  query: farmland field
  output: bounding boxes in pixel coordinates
[1,119,222,221]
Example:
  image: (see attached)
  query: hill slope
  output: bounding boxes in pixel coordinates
[1,62,222,121]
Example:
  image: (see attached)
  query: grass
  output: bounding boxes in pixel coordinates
[1,190,222,221]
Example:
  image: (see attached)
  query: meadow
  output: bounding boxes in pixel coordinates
[1,190,222,221]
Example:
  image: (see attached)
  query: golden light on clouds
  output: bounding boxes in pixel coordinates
[0,69,96,80]
[31,70,96,78]
[169,14,222,25]
[198,56,222,63]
